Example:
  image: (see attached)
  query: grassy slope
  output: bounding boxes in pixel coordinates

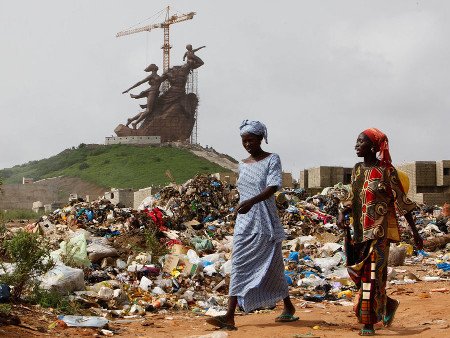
[0,144,230,189]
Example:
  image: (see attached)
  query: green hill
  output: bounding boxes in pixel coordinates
[0,144,232,189]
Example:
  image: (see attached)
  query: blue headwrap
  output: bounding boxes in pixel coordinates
[239,120,268,144]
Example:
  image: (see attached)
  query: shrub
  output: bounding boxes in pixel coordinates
[79,162,89,170]
[0,209,42,221]
[0,303,11,316]
[144,229,169,263]
[28,286,78,314]
[0,169,12,179]
[0,231,54,300]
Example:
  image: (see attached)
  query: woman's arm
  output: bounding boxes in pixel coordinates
[193,46,206,52]
[405,212,424,249]
[337,205,352,229]
[122,76,150,94]
[237,186,278,214]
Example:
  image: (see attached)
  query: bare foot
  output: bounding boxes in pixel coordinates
[206,315,236,330]
[281,298,296,317]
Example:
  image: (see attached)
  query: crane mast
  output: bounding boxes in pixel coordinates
[116,6,195,73]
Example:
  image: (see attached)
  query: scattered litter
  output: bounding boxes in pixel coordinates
[0,174,447,326]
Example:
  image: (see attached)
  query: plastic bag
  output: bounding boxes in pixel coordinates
[51,233,91,267]
[313,252,342,273]
[40,262,85,294]
[87,238,119,262]
[57,315,108,328]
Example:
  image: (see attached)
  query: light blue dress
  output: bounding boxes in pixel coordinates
[229,153,288,312]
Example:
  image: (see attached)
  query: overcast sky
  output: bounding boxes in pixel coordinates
[1,1,449,178]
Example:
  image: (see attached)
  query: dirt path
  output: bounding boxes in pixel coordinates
[1,281,449,337]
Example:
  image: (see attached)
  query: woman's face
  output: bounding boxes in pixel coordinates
[241,133,262,154]
[355,133,373,157]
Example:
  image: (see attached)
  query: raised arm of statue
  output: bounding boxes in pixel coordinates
[184,44,205,70]
[192,45,206,53]
[122,76,151,94]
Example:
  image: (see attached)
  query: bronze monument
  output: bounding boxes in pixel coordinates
[115,45,205,142]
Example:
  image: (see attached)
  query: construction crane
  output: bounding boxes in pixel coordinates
[116,6,195,73]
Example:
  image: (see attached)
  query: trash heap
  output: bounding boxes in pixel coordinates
[1,174,448,329]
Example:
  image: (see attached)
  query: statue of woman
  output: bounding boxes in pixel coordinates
[122,64,165,129]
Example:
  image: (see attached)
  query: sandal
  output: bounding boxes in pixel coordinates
[359,327,375,336]
[206,315,237,331]
[383,299,400,327]
[275,314,299,322]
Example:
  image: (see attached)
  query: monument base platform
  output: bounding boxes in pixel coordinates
[105,136,161,145]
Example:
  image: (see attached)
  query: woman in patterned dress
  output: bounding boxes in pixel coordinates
[207,120,297,330]
[338,128,423,336]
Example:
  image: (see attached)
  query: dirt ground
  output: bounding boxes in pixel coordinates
[1,280,449,338]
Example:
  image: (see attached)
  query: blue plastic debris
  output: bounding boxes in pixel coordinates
[288,251,299,262]
[417,250,430,257]
[202,216,214,223]
[437,263,450,272]
[284,271,294,285]
[0,284,11,303]
[303,271,319,278]
[286,206,299,214]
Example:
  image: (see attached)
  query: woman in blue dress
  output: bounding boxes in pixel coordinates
[207,120,298,330]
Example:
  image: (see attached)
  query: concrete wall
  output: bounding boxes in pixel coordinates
[133,187,155,210]
[299,170,308,189]
[397,160,450,205]
[412,193,450,206]
[104,188,135,208]
[307,167,322,188]
[1,184,61,210]
[343,168,353,184]
[282,172,294,188]
[105,136,161,145]
[0,177,105,210]
[437,160,450,187]
[415,161,437,187]
[306,166,350,189]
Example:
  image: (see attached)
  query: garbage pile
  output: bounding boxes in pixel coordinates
[1,174,449,329]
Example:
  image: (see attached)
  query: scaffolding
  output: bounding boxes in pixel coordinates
[186,69,199,144]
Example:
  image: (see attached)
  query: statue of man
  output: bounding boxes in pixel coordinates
[122,64,165,129]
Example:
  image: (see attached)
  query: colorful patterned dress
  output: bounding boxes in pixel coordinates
[346,162,416,324]
[229,153,288,312]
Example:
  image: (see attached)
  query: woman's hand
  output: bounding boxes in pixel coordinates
[237,199,254,214]
[412,230,424,250]
[337,207,351,229]
[236,186,278,214]
[337,211,347,229]
[405,212,424,250]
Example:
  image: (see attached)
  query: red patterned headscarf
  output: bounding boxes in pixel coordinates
[362,128,392,165]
